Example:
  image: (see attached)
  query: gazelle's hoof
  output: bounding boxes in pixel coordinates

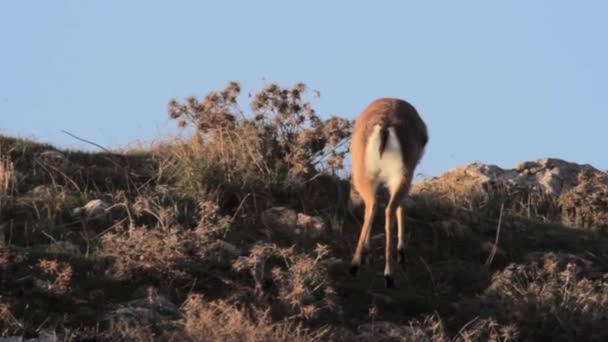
[384,275,395,288]
[349,265,359,277]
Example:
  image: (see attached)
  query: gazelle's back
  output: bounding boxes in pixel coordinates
[351,98,428,186]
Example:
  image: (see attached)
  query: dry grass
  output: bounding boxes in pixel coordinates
[472,252,608,340]
[181,294,327,342]
[0,151,16,211]
[560,170,608,231]
[101,194,232,281]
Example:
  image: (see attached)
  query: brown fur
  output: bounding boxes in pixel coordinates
[349,98,428,287]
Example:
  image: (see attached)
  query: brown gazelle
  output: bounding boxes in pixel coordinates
[349,98,428,288]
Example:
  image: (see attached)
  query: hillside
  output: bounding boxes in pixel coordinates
[2,85,608,341]
[3,132,608,341]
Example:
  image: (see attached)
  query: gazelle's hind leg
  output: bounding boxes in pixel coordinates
[350,200,376,276]
[396,174,413,264]
[396,205,406,264]
[362,221,373,264]
[384,180,409,288]
[384,202,396,288]
[350,181,377,276]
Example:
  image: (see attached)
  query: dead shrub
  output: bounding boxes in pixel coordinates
[168,82,352,193]
[233,242,337,321]
[0,302,23,337]
[101,196,232,280]
[354,314,517,342]
[106,319,158,342]
[479,252,608,340]
[454,317,519,342]
[354,315,448,342]
[181,294,326,342]
[36,259,73,296]
[0,246,25,270]
[560,170,608,231]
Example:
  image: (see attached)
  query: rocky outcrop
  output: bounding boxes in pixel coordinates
[414,158,608,230]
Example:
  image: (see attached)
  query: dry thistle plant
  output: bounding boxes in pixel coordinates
[233,242,337,321]
[36,259,73,296]
[481,252,608,340]
[0,302,24,337]
[168,81,352,188]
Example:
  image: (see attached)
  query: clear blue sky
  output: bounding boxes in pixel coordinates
[1,1,607,177]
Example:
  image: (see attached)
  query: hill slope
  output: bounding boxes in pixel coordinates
[2,133,608,341]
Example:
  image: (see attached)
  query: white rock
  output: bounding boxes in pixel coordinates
[73,199,110,217]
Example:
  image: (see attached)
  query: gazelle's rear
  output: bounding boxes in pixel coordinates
[349,98,428,288]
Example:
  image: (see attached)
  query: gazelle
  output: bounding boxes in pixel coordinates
[349,98,428,288]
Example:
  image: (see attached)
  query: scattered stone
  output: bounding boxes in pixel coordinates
[0,331,58,342]
[481,241,504,256]
[355,321,418,341]
[37,150,71,171]
[261,207,327,239]
[72,199,110,218]
[439,219,471,238]
[368,290,396,306]
[105,292,180,324]
[28,185,53,197]
[208,240,240,257]
[206,240,241,264]
[321,256,344,273]
[42,241,81,255]
[296,212,326,235]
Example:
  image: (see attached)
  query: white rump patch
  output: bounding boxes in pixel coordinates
[364,125,405,193]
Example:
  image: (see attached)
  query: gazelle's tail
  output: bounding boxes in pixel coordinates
[378,125,390,158]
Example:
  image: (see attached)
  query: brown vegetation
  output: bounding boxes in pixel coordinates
[1,82,608,341]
